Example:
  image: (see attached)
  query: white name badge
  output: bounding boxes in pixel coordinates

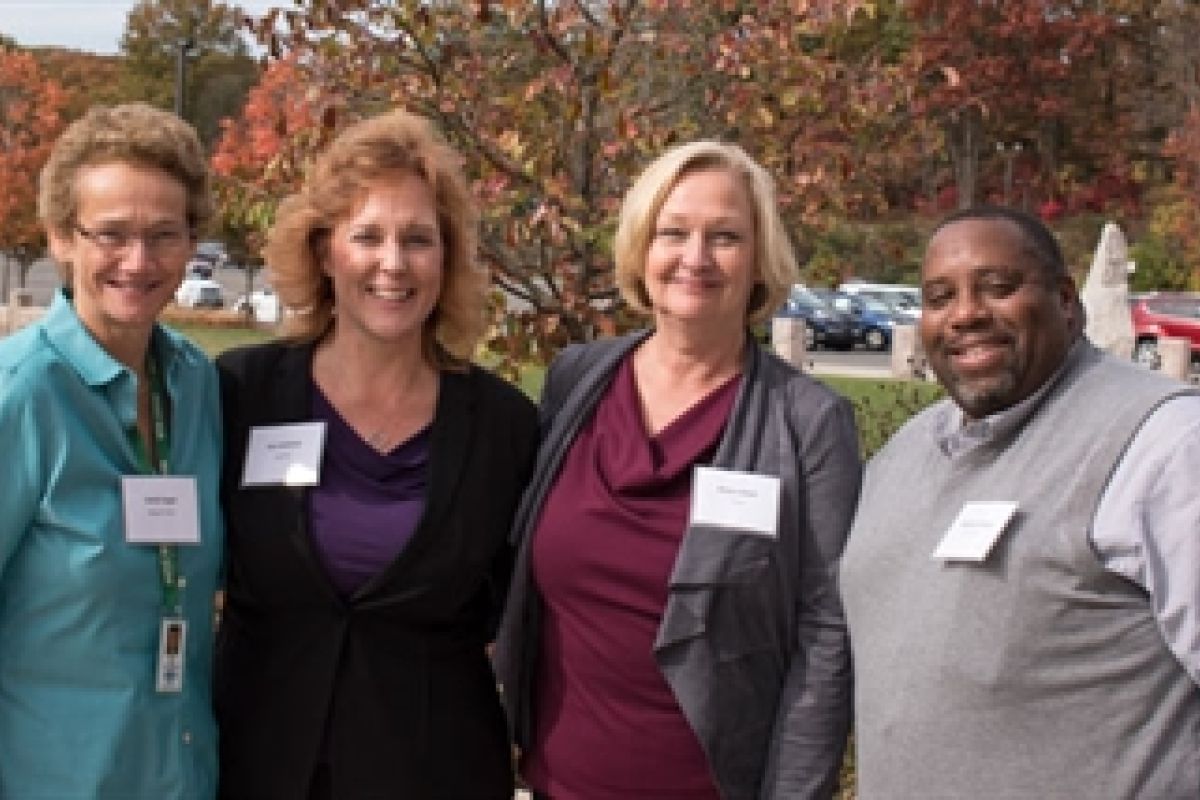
[121,475,201,545]
[690,466,781,538]
[932,500,1019,562]
[240,422,326,487]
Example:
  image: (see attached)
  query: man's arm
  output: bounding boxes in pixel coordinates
[1093,393,1200,684]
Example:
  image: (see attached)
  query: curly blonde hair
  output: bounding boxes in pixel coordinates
[37,102,212,283]
[265,109,486,368]
[613,140,798,325]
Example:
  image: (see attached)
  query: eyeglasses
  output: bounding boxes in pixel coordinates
[74,223,193,256]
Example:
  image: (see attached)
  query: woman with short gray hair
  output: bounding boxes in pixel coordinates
[0,102,223,798]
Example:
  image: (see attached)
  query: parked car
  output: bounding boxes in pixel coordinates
[185,259,214,279]
[194,240,230,267]
[233,288,281,324]
[839,281,922,320]
[775,286,856,351]
[175,277,224,309]
[1129,292,1200,369]
[809,288,897,351]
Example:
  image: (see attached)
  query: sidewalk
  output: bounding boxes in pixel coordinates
[806,361,895,380]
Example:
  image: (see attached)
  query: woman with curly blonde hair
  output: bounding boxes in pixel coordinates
[216,109,537,799]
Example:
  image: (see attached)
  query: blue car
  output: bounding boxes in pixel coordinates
[775,287,856,351]
[811,288,897,351]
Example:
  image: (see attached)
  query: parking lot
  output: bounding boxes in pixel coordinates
[13,258,268,309]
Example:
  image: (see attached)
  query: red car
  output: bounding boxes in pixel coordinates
[1129,292,1200,368]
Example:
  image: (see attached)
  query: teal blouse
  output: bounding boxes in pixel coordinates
[0,291,222,798]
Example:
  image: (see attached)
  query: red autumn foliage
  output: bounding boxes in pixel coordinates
[0,46,67,287]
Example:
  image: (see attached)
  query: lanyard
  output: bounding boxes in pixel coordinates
[130,351,183,616]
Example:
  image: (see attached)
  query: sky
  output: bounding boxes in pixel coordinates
[0,0,282,55]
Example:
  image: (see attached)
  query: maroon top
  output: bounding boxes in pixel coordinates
[309,382,430,598]
[524,356,740,799]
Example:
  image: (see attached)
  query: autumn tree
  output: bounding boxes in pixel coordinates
[119,0,260,144]
[1095,0,1200,185]
[210,55,327,300]
[0,45,66,299]
[1137,101,1200,289]
[704,0,923,282]
[903,0,1115,210]
[241,0,877,366]
[30,48,125,119]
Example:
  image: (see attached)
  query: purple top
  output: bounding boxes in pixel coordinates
[309,382,430,598]
[524,356,739,799]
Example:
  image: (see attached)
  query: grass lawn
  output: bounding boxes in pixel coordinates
[176,324,938,457]
[820,375,943,457]
[169,323,274,357]
[495,362,940,458]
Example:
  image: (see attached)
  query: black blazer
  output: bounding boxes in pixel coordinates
[215,341,538,800]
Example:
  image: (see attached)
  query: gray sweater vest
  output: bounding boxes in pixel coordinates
[842,343,1200,799]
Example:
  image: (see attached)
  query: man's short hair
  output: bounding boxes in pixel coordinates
[931,206,1067,279]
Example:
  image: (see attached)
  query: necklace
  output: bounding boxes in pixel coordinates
[312,340,436,454]
[365,428,392,451]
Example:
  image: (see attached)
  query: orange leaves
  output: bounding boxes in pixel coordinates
[209,55,330,255]
[1164,103,1200,189]
[230,0,899,363]
[0,46,66,259]
[619,112,640,141]
[1162,106,1200,276]
[210,57,318,183]
[497,129,525,160]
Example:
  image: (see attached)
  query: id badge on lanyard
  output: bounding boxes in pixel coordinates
[119,351,194,693]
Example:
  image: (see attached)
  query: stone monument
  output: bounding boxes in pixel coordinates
[771,316,808,370]
[890,324,928,380]
[1081,222,1135,359]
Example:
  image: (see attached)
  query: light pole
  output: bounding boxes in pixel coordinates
[995,140,1023,206]
[174,38,195,119]
[1,254,10,307]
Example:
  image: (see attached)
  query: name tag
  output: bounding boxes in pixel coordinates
[932,500,1019,562]
[690,466,781,538]
[241,422,326,487]
[121,476,201,544]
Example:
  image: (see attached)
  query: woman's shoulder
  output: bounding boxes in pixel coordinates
[460,364,536,418]
[156,324,219,379]
[551,333,642,374]
[0,322,51,378]
[754,344,847,408]
[542,332,644,400]
[0,324,60,406]
[215,338,307,378]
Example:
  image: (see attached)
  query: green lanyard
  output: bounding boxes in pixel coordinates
[130,352,183,616]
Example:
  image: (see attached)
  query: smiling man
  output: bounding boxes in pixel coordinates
[840,206,1200,798]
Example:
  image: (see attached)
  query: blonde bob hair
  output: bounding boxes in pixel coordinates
[265,109,486,368]
[613,140,798,325]
[38,102,212,282]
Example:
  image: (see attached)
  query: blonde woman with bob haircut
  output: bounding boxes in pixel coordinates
[613,139,797,327]
[494,140,860,799]
[0,102,223,798]
[215,109,538,799]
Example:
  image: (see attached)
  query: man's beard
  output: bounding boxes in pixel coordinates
[941,363,1020,419]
